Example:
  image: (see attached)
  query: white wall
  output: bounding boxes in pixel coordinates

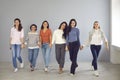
[0,0,110,63]
[111,0,120,64]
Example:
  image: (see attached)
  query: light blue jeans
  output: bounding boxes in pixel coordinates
[41,43,51,68]
[11,44,23,68]
[28,48,39,68]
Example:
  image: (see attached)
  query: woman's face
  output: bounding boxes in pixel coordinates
[43,22,48,28]
[94,23,99,30]
[61,23,66,30]
[14,20,20,27]
[71,21,76,28]
[31,26,36,32]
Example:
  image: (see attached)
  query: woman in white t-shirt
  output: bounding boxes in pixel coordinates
[10,18,25,72]
[82,21,109,77]
[52,21,67,74]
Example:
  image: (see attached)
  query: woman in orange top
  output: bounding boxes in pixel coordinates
[40,21,52,72]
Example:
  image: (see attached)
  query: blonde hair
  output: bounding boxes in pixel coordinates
[93,21,100,29]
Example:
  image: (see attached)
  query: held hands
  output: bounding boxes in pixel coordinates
[65,46,69,51]
[105,42,109,50]
[21,43,26,49]
[49,43,52,48]
[80,45,84,50]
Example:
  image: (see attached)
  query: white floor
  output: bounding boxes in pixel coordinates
[0,62,120,80]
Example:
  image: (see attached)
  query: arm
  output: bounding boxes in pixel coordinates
[49,29,52,47]
[52,30,56,44]
[101,31,109,49]
[20,29,25,48]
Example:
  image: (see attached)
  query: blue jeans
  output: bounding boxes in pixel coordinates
[28,48,39,68]
[90,45,101,70]
[41,43,51,68]
[11,44,23,68]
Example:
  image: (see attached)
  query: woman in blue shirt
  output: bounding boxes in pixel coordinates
[66,19,82,76]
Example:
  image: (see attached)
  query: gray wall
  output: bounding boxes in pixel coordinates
[0,0,110,63]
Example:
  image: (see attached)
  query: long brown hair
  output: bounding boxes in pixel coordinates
[14,18,23,31]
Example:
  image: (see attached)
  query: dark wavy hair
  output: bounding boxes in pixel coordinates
[30,24,37,31]
[14,18,23,31]
[41,20,49,30]
[58,21,68,39]
[67,19,77,35]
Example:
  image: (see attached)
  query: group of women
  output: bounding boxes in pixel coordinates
[10,18,108,77]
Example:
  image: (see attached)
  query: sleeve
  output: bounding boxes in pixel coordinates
[24,33,29,45]
[77,28,81,46]
[10,28,12,38]
[52,31,56,44]
[21,29,24,38]
[36,33,40,44]
[101,31,108,42]
[66,35,69,46]
[83,31,91,47]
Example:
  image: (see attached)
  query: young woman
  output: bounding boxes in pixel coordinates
[82,21,109,77]
[40,21,52,72]
[52,22,67,74]
[10,18,24,72]
[66,19,82,76]
[25,24,40,71]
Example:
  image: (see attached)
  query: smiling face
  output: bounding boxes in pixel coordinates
[14,20,20,27]
[31,26,37,32]
[93,21,100,30]
[71,21,76,28]
[60,23,66,30]
[43,22,48,29]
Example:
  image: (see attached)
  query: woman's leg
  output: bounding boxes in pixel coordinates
[90,45,98,70]
[60,44,66,68]
[32,48,39,68]
[55,44,61,65]
[16,45,22,63]
[28,49,33,67]
[41,44,46,67]
[45,44,51,68]
[11,44,17,68]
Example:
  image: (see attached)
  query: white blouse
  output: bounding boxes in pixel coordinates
[84,29,107,46]
[10,27,24,44]
[52,29,66,44]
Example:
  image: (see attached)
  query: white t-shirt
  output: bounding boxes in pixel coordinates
[52,29,66,44]
[10,27,24,44]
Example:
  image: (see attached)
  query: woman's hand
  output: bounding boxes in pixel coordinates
[80,45,83,50]
[49,43,52,48]
[21,43,26,49]
[65,46,69,51]
[105,42,109,50]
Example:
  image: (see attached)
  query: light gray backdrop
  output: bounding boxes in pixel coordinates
[0,0,110,64]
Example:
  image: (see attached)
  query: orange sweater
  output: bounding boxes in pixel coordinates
[40,29,52,44]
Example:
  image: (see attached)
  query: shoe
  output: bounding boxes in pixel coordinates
[14,68,18,72]
[44,68,48,72]
[70,73,74,76]
[31,68,34,71]
[94,70,99,77]
[30,64,32,68]
[91,65,94,71]
[58,68,63,74]
[20,63,24,68]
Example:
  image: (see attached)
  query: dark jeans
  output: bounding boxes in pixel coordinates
[90,45,101,70]
[68,41,80,74]
[55,44,66,68]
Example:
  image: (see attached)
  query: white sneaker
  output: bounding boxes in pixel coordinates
[44,68,48,72]
[20,63,24,68]
[14,68,18,72]
[94,70,99,77]
[91,66,94,71]
[70,73,74,76]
